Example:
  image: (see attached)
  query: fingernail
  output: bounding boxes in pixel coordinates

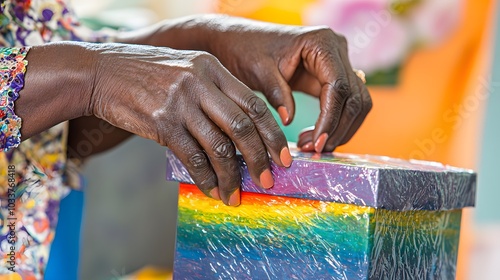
[209,187,221,201]
[229,188,241,206]
[277,106,289,125]
[300,142,314,152]
[260,169,274,189]
[312,153,321,160]
[280,147,293,167]
[314,133,328,153]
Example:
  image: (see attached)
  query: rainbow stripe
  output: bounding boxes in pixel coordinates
[174,184,461,279]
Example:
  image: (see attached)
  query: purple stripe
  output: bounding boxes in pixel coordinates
[166,149,476,210]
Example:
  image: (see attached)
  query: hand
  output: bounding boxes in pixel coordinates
[89,44,292,206]
[203,16,372,153]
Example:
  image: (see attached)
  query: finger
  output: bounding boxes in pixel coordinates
[322,45,371,151]
[228,88,293,170]
[300,30,367,153]
[297,126,315,152]
[257,64,295,126]
[338,80,372,146]
[199,81,279,191]
[320,69,363,152]
[322,91,362,152]
[185,109,241,206]
[312,74,351,153]
[211,63,292,168]
[168,128,220,201]
[301,46,351,153]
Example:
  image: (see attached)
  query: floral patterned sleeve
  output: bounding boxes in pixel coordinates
[0,47,29,152]
[0,0,107,278]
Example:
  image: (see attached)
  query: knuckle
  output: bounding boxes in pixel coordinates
[229,113,255,138]
[159,126,181,147]
[212,139,236,159]
[309,27,346,45]
[245,95,268,120]
[186,155,217,190]
[310,25,334,36]
[303,27,349,52]
[332,78,351,100]
[193,51,218,67]
[178,68,198,88]
[346,94,363,117]
[188,151,209,169]
[301,26,332,46]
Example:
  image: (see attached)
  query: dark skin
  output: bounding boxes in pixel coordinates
[19,15,372,206]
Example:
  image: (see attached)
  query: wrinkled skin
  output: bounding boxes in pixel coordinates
[91,44,290,206]
[198,16,372,152]
[125,15,373,153]
[20,16,372,207]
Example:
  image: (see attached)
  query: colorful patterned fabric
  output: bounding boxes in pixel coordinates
[0,47,28,152]
[0,0,105,278]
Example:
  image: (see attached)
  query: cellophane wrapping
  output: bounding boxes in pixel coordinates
[166,148,474,279]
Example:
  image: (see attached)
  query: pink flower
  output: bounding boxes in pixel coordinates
[304,0,411,74]
[408,0,463,45]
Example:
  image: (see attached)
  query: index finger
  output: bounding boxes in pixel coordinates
[303,29,362,152]
[202,63,292,193]
[301,43,352,152]
[211,61,293,169]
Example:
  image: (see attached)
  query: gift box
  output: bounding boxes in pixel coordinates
[166,147,476,279]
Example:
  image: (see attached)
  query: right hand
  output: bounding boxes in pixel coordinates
[89,44,292,206]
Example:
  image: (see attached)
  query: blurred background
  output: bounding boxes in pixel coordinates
[60,0,500,279]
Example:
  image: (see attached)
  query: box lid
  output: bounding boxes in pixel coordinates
[165,146,476,211]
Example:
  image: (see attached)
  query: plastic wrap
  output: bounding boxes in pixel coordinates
[166,147,475,279]
[166,148,476,211]
[174,184,461,280]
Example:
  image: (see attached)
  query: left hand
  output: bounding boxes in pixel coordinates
[203,16,372,153]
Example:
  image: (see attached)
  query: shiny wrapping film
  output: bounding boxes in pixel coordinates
[165,147,476,280]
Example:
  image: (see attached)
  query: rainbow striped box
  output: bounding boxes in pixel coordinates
[166,148,476,279]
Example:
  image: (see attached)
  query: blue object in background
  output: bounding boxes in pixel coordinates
[476,4,500,224]
[45,190,84,280]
